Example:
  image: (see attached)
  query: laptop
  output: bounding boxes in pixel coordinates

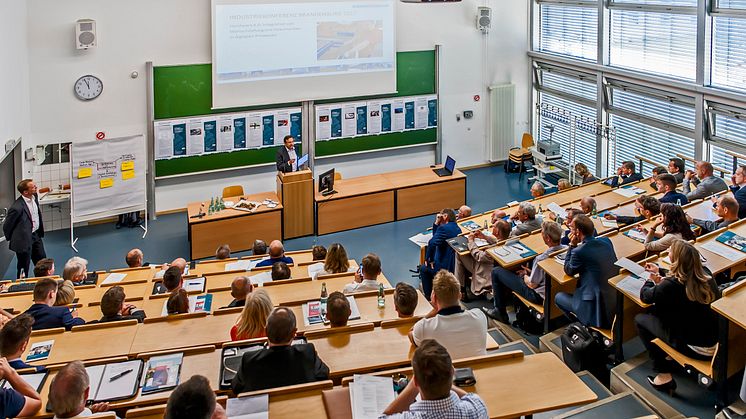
[433,156,456,177]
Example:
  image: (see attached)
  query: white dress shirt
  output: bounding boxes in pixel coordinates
[22,195,39,233]
[286,146,297,172]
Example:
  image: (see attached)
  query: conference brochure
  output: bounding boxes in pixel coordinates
[141,353,184,394]
[26,340,54,362]
[303,296,361,326]
[716,231,746,252]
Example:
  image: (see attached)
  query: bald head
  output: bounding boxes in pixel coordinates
[457,205,472,220]
[126,248,143,268]
[698,161,714,177]
[268,240,285,258]
[170,258,187,274]
[230,276,253,300]
[580,197,596,215]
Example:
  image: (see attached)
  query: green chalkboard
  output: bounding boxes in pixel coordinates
[153,50,436,177]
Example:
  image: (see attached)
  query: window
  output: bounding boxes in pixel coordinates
[707,102,746,170]
[539,2,598,61]
[710,0,746,91]
[608,1,697,81]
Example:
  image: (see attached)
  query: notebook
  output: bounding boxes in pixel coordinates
[1,371,48,392]
[141,353,183,394]
[446,236,468,253]
[85,359,143,402]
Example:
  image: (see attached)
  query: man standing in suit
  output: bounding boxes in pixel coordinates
[555,215,618,328]
[275,135,297,173]
[3,179,46,279]
[728,165,746,219]
[419,208,461,299]
[231,307,329,393]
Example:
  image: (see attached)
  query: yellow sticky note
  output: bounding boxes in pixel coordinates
[122,170,135,180]
[99,178,114,189]
[77,167,92,179]
[121,161,134,171]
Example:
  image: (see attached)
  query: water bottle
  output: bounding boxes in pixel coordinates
[320,282,328,314]
[377,283,385,308]
[676,198,681,206]
[483,219,488,230]
[591,204,598,218]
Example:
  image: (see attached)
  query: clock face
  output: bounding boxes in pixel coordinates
[74,75,103,101]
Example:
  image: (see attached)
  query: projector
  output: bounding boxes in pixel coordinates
[537,140,561,157]
[400,0,461,3]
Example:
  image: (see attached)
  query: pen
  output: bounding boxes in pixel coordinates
[109,369,133,382]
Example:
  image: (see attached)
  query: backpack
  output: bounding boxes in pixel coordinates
[512,298,543,335]
[561,322,609,383]
[503,159,521,173]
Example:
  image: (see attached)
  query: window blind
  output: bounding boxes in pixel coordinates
[710,17,746,92]
[539,3,598,61]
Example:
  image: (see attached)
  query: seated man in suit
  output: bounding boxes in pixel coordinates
[687,195,739,234]
[215,244,231,260]
[656,174,688,205]
[271,261,291,281]
[555,214,618,328]
[683,161,728,201]
[222,276,253,309]
[231,307,329,393]
[32,258,54,278]
[454,219,511,300]
[255,240,294,268]
[668,158,685,184]
[48,361,114,419]
[125,248,146,268]
[508,202,542,238]
[344,253,384,293]
[165,375,226,419]
[24,278,85,330]
[409,270,487,360]
[418,208,461,298]
[728,165,746,219]
[394,283,418,319]
[0,356,42,418]
[606,161,643,187]
[326,291,351,328]
[98,286,146,323]
[276,135,298,173]
[381,340,488,419]
[0,314,45,372]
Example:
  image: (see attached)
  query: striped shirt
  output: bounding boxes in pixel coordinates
[381,392,489,419]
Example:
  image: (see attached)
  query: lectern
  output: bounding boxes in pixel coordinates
[277,169,314,239]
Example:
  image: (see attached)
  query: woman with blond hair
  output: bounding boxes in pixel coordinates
[574,163,597,184]
[230,289,273,341]
[637,239,719,395]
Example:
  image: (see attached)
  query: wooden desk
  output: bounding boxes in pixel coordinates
[382,167,467,220]
[263,273,391,306]
[100,266,155,285]
[192,250,317,277]
[186,192,283,259]
[487,232,548,269]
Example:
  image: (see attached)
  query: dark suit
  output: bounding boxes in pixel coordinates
[275,146,296,173]
[8,359,46,373]
[659,191,688,205]
[3,195,46,279]
[231,344,329,393]
[222,299,245,309]
[255,256,294,268]
[607,172,643,187]
[730,184,746,219]
[555,237,618,328]
[419,221,460,298]
[24,303,85,331]
[94,310,147,324]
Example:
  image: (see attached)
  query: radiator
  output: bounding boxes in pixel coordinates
[488,83,515,161]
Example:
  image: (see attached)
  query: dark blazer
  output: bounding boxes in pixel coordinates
[24,303,85,331]
[95,310,147,324]
[222,299,245,309]
[425,221,460,272]
[607,172,643,187]
[255,256,294,268]
[276,147,295,173]
[8,359,46,373]
[563,237,618,328]
[615,215,645,226]
[659,191,688,205]
[231,344,330,393]
[3,195,44,253]
[730,185,746,219]
[640,276,719,347]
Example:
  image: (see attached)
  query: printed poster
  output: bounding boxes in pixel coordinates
[392,100,405,131]
[186,119,204,155]
[217,116,234,152]
[262,114,274,146]
[247,113,262,148]
[331,108,342,138]
[233,116,246,149]
[428,97,438,127]
[381,103,392,132]
[290,111,302,141]
[404,99,415,130]
[414,97,428,129]
[356,104,368,135]
[172,122,186,156]
[155,122,174,159]
[203,120,217,153]
[274,110,290,145]
[342,104,356,137]
[367,102,382,135]
[316,107,331,140]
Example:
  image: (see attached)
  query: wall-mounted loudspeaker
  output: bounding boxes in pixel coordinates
[76,19,97,50]
[477,7,491,33]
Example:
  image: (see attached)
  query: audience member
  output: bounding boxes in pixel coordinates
[231,307,329,393]
[656,174,688,204]
[683,161,728,201]
[48,360,113,419]
[312,243,351,279]
[163,257,188,275]
[344,253,384,293]
[530,182,545,198]
[410,270,487,359]
[166,289,189,315]
[559,208,585,245]
[255,240,294,268]
[454,219,510,300]
[326,291,351,327]
[252,239,268,256]
[33,258,54,278]
[271,261,291,281]
[231,289,272,341]
[394,283,418,318]
[381,340,488,419]
[0,314,45,372]
[555,215,617,328]
[640,203,695,252]
[98,286,146,323]
[62,256,87,283]
[311,245,327,261]
[0,309,12,329]
[606,161,643,187]
[486,222,565,323]
[636,240,719,394]
[605,195,661,225]
[456,205,472,220]
[419,209,460,298]
[574,163,597,184]
[687,195,739,233]
[0,357,42,418]
[728,165,746,219]
[125,248,145,268]
[54,279,76,307]
[162,266,183,292]
[668,158,685,184]
[223,276,252,308]
[509,202,542,237]
[24,278,85,330]
[215,244,231,260]
[650,166,668,190]
[557,179,572,191]
[579,197,596,215]
[164,375,226,419]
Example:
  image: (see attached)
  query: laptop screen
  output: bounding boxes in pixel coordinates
[444,156,455,173]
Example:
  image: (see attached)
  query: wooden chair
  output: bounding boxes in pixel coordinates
[334,172,343,181]
[508,133,535,179]
[222,185,244,198]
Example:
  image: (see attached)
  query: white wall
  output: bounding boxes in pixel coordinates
[0,0,30,148]
[25,0,529,212]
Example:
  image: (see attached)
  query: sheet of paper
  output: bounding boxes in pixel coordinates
[613,188,639,198]
[347,296,361,320]
[186,119,204,155]
[506,200,520,206]
[350,374,396,419]
[614,257,650,280]
[701,241,745,262]
[408,232,432,247]
[217,116,235,152]
[490,247,521,263]
[307,262,325,280]
[155,122,174,159]
[474,238,489,247]
[342,104,357,137]
[367,101,382,135]
[616,275,646,297]
[226,394,269,419]
[274,110,291,145]
[101,272,127,285]
[546,202,565,217]
[26,340,54,362]
[184,277,206,293]
[250,271,273,286]
[316,107,331,140]
[625,229,648,241]
[601,219,618,228]
[225,260,252,272]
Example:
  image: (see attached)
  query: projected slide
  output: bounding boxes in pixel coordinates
[214,1,395,84]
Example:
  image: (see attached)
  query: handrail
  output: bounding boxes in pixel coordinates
[675,153,732,176]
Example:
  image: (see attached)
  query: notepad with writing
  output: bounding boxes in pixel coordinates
[85,359,143,402]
